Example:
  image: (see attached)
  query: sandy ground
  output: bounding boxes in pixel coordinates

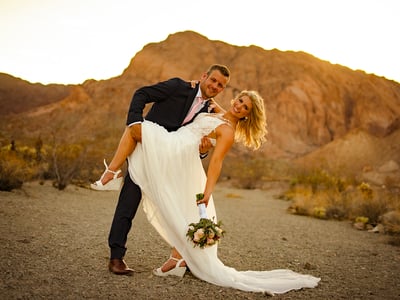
[1,181,399,300]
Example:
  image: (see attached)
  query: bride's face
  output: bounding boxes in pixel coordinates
[231,95,252,118]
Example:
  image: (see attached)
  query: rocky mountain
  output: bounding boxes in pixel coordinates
[1,30,399,184]
[0,73,70,115]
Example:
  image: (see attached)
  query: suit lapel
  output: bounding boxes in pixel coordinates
[183,85,199,116]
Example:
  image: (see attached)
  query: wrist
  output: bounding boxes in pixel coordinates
[200,152,208,159]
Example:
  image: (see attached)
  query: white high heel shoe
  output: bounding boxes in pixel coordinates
[90,159,122,191]
[153,256,187,278]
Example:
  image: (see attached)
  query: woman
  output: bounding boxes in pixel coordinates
[126,90,320,295]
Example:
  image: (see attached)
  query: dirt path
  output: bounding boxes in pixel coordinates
[1,182,399,299]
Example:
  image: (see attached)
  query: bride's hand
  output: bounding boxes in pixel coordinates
[199,136,213,155]
[196,194,210,207]
[188,80,199,88]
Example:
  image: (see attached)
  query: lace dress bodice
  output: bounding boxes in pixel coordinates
[180,113,231,146]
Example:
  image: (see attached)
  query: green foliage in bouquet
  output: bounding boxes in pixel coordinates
[186,193,225,248]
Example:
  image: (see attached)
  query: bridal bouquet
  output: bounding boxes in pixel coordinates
[186,193,225,248]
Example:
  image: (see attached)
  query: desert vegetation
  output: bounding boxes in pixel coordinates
[281,169,400,245]
[0,138,101,191]
[1,139,399,246]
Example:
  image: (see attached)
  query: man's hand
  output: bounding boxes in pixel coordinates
[129,123,142,142]
[199,136,213,157]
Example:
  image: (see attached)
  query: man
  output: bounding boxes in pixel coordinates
[100,64,230,275]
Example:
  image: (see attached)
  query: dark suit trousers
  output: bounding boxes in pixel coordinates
[108,173,142,259]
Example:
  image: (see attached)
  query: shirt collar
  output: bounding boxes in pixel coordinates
[195,88,207,101]
[195,89,202,99]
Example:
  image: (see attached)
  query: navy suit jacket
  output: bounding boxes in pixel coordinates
[126,77,211,132]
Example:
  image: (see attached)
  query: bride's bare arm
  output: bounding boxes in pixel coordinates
[200,125,234,206]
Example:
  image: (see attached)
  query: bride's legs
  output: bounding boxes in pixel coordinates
[160,247,186,272]
[97,127,137,185]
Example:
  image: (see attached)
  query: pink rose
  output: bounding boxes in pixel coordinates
[193,228,205,242]
[207,238,215,245]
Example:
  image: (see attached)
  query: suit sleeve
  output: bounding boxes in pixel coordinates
[126,78,182,125]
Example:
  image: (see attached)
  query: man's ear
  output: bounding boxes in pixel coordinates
[200,72,208,81]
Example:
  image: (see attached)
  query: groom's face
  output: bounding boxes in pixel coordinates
[199,70,228,99]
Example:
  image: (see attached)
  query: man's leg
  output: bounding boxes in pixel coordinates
[108,173,142,275]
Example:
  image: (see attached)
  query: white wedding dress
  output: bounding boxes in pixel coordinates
[127,113,320,295]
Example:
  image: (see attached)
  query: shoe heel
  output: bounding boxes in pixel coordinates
[90,177,122,191]
[90,159,122,191]
[153,266,186,277]
[107,177,123,190]
[170,266,186,277]
[153,258,186,277]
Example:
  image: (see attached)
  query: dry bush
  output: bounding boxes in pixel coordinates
[287,188,348,220]
[0,150,25,191]
[46,142,87,190]
[290,169,350,193]
[284,170,397,230]
[221,157,292,189]
[0,145,41,191]
[286,186,314,216]
[0,136,120,192]
[351,183,389,225]
[286,169,353,220]
[380,211,400,235]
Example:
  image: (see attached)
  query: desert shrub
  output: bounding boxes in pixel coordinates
[353,183,388,225]
[46,143,87,190]
[221,157,266,189]
[0,148,37,191]
[292,169,349,193]
[285,169,399,238]
[221,157,292,189]
[325,206,347,220]
[313,206,327,219]
[380,211,400,235]
[0,137,110,191]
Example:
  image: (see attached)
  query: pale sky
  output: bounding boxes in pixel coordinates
[1,0,399,84]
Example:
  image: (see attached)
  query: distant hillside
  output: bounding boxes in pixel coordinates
[1,30,399,183]
[0,73,70,115]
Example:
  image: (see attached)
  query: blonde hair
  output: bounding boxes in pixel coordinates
[234,90,268,150]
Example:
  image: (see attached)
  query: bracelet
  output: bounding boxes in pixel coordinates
[200,152,208,159]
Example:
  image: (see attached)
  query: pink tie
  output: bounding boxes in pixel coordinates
[182,97,204,125]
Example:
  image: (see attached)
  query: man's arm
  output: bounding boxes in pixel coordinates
[126,78,182,125]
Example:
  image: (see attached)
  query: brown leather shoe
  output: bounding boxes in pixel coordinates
[108,259,134,276]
